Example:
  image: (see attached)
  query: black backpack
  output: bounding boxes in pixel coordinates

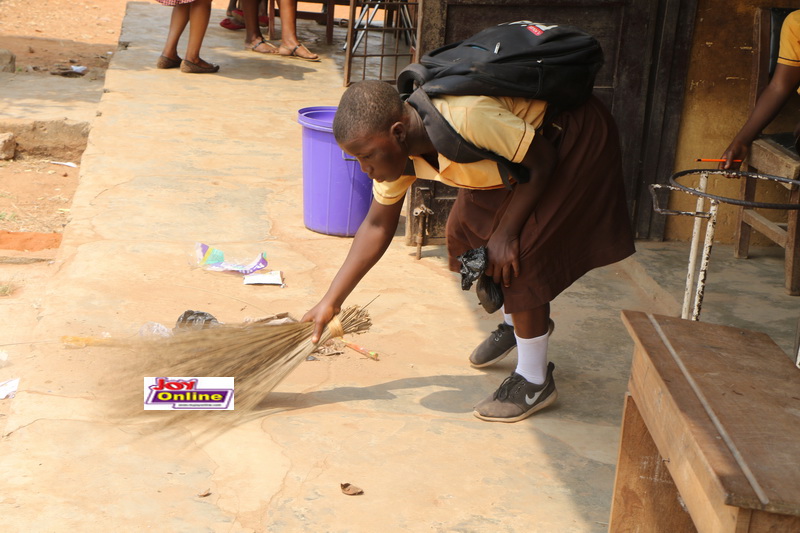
[396,21,604,188]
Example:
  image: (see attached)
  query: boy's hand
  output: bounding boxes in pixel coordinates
[301,301,339,344]
[485,231,520,288]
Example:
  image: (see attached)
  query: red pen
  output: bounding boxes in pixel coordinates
[343,341,379,360]
[695,158,742,163]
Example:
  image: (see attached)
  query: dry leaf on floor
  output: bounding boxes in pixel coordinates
[197,489,212,498]
[313,337,346,357]
[340,483,364,496]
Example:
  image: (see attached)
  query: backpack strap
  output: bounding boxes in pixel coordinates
[397,63,434,97]
[405,88,528,189]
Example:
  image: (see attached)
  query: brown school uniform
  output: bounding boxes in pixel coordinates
[373,94,635,313]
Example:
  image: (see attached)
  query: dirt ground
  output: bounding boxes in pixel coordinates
[0,0,139,251]
[0,0,129,249]
[0,0,126,77]
[0,158,79,234]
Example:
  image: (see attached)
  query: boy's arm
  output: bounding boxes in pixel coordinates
[721,63,800,169]
[485,133,557,287]
[302,197,405,342]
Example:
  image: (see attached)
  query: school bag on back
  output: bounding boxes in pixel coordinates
[398,21,603,107]
[396,21,604,188]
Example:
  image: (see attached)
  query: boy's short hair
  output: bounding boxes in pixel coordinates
[333,80,404,144]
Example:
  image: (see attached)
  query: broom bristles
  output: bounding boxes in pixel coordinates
[109,305,371,428]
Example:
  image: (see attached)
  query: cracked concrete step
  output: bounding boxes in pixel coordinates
[0,72,103,157]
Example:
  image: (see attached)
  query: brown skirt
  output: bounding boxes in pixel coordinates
[446,95,636,313]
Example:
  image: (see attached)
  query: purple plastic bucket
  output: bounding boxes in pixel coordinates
[297,106,373,237]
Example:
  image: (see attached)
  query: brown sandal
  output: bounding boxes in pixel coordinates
[156,55,182,69]
[279,43,320,62]
[180,59,220,74]
[247,38,279,54]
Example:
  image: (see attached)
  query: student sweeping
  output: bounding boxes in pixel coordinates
[302,80,635,423]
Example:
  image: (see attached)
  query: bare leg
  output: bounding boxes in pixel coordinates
[509,303,550,339]
[184,0,215,66]
[277,0,318,60]
[161,4,190,61]
[242,0,277,52]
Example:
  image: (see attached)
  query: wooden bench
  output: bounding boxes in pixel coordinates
[609,310,800,532]
[738,136,800,296]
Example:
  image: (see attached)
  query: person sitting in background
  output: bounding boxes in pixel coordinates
[721,9,800,169]
[240,0,319,61]
[155,0,219,74]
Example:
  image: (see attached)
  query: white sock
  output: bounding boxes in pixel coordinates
[502,305,514,327]
[514,331,549,385]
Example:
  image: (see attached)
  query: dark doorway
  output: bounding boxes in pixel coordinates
[406,0,699,245]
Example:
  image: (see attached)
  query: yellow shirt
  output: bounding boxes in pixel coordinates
[777,10,800,67]
[372,94,548,205]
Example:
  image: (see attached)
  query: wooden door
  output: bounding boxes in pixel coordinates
[406,0,698,246]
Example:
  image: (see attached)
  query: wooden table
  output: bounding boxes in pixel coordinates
[609,311,800,532]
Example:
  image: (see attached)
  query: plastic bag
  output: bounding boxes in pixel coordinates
[174,310,221,331]
[138,322,173,338]
[194,242,268,275]
[476,275,504,314]
[456,246,504,314]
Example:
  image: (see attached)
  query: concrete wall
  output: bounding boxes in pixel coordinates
[667,0,797,243]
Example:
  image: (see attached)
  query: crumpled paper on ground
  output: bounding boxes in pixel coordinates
[0,377,20,399]
[195,242,268,275]
[243,270,285,287]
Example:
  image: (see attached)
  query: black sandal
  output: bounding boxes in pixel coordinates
[279,43,320,62]
[247,38,278,54]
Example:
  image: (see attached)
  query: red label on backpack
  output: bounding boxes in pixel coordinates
[527,25,544,36]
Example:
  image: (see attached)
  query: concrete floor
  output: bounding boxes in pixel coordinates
[0,3,797,532]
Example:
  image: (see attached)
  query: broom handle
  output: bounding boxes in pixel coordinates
[61,313,352,349]
[60,336,120,348]
[61,320,339,348]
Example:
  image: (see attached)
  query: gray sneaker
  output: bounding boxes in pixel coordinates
[469,323,516,367]
[469,319,555,368]
[473,362,557,422]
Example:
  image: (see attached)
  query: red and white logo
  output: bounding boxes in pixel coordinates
[526,23,558,36]
[144,376,234,410]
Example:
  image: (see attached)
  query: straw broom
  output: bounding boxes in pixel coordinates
[103,305,371,426]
